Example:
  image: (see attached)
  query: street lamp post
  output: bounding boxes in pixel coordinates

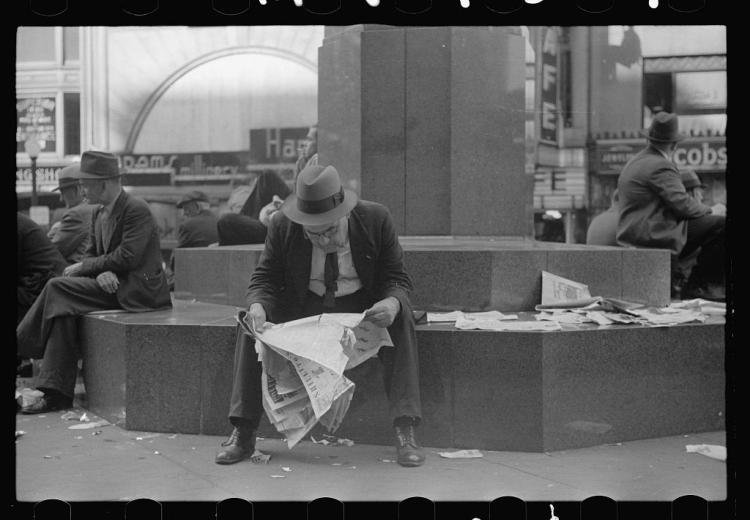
[24,135,41,207]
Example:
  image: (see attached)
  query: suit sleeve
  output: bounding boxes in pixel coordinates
[79,201,156,276]
[245,216,285,314]
[49,209,86,261]
[651,166,712,220]
[373,208,413,304]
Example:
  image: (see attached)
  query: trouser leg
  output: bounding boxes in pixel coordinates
[381,299,422,424]
[35,316,80,399]
[683,214,725,286]
[227,327,264,429]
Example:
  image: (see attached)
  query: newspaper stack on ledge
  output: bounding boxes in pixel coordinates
[237,311,393,448]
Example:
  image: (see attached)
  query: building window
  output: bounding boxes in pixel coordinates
[16,27,56,63]
[643,56,726,136]
[64,93,80,156]
[63,27,80,63]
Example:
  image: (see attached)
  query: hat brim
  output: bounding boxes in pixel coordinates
[75,171,122,180]
[280,190,358,226]
[640,129,687,142]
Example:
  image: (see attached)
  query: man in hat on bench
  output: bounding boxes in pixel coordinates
[215,164,426,468]
[16,150,172,414]
[616,112,726,301]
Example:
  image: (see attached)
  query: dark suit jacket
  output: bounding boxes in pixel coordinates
[616,146,711,254]
[50,202,96,264]
[169,209,219,273]
[17,213,68,315]
[78,190,171,311]
[247,200,413,322]
[177,209,219,249]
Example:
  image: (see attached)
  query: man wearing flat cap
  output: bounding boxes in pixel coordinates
[47,162,96,264]
[216,164,426,468]
[168,190,219,288]
[16,150,172,414]
[616,112,726,301]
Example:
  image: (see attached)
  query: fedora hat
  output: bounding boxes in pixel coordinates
[641,112,686,143]
[680,170,706,190]
[76,151,121,179]
[177,190,209,208]
[280,165,358,226]
[52,163,81,192]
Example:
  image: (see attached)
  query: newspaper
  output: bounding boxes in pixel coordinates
[237,310,391,448]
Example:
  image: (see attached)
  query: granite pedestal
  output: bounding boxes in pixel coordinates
[79,301,724,452]
[174,238,671,311]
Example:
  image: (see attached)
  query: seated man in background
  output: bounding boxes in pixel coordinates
[16,151,172,414]
[17,212,68,376]
[215,164,425,468]
[586,190,619,246]
[47,163,96,264]
[17,213,68,323]
[216,170,291,245]
[167,190,219,289]
[294,123,318,183]
[616,112,726,301]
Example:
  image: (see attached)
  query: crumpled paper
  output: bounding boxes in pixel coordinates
[438,449,484,459]
[685,444,726,461]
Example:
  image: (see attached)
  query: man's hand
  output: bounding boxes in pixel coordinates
[63,262,83,277]
[248,302,272,332]
[363,297,401,328]
[259,195,285,226]
[710,203,726,216]
[96,271,120,294]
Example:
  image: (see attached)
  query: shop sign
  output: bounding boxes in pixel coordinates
[16,165,65,192]
[538,27,559,145]
[17,97,56,153]
[249,127,309,163]
[120,151,252,179]
[595,139,726,174]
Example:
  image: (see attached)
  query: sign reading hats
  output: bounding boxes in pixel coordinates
[176,190,209,208]
[280,165,358,226]
[76,151,121,179]
[52,163,82,191]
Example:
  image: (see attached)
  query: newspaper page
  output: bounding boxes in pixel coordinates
[237,310,391,448]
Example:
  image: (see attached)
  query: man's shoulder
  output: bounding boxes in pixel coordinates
[352,199,390,219]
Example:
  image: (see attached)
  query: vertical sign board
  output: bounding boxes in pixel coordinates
[538,27,559,146]
[17,97,57,153]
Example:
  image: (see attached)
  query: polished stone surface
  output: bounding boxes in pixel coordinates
[80,302,724,451]
[174,240,672,310]
[318,26,529,236]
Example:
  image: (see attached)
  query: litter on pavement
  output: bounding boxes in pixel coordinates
[438,449,484,459]
[686,444,726,461]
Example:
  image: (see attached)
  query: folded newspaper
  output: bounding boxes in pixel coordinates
[236,311,393,448]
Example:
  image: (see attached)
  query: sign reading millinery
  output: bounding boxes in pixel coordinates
[539,27,559,146]
[17,97,56,153]
[594,138,727,175]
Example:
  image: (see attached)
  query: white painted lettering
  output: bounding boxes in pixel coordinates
[266,128,281,159]
[542,64,557,91]
[542,101,556,130]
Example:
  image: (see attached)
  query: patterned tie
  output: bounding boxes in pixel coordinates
[323,251,339,308]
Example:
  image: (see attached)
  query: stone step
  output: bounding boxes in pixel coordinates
[79,299,725,452]
[173,238,671,312]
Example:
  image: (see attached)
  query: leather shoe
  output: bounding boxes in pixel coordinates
[215,426,256,465]
[394,424,425,467]
[21,393,72,414]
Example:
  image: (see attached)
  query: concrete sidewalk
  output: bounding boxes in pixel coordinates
[14,404,726,503]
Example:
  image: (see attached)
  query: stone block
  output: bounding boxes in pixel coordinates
[80,304,724,452]
[174,240,672,311]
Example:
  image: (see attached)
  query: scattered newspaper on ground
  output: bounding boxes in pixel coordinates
[237,310,392,449]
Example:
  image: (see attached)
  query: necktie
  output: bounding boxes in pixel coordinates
[323,252,338,308]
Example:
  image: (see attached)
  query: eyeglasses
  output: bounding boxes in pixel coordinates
[304,223,338,239]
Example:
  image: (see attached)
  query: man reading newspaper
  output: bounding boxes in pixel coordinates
[215,164,425,468]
